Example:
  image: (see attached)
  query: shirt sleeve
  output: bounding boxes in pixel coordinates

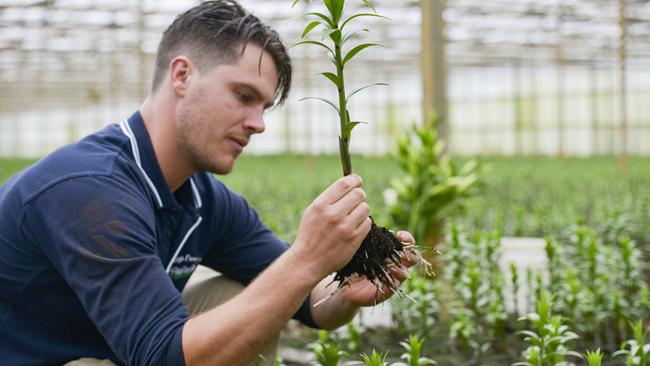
[201,180,318,328]
[22,174,188,365]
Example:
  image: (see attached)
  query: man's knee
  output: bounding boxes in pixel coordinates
[182,266,245,316]
[182,266,279,366]
[63,358,117,366]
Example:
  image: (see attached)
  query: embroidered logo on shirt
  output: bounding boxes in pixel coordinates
[169,254,202,281]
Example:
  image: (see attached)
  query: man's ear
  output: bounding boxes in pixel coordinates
[169,56,195,97]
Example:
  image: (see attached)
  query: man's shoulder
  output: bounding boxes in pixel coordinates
[6,124,137,204]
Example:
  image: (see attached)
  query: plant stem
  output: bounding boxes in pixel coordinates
[334,24,351,176]
[338,137,352,176]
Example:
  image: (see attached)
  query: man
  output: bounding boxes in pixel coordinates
[0,1,416,365]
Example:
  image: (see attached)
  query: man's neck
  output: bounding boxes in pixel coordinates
[139,94,194,192]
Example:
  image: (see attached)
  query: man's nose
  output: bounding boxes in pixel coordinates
[244,112,266,134]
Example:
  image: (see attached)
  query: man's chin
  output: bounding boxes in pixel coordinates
[208,161,235,176]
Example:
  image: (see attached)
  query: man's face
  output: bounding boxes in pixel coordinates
[177,43,278,175]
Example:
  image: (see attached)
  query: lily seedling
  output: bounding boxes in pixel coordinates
[293,0,408,296]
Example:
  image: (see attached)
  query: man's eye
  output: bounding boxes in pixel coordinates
[236,92,250,103]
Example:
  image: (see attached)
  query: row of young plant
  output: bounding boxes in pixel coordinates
[286,296,649,366]
[460,157,650,255]
[276,223,649,365]
[387,224,650,365]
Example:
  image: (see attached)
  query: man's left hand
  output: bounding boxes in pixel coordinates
[343,231,419,307]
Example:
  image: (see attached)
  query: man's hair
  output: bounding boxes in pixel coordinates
[151,0,292,105]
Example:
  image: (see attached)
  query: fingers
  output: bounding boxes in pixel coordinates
[355,216,372,238]
[388,262,410,282]
[333,187,367,216]
[377,278,402,303]
[395,230,419,267]
[317,174,363,205]
[345,199,369,225]
[396,230,415,245]
[400,249,420,268]
[318,176,369,241]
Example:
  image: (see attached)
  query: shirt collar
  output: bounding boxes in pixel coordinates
[119,111,202,210]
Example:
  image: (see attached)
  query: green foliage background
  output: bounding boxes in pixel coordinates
[2,155,649,248]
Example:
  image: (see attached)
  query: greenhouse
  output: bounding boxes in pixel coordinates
[1,0,650,365]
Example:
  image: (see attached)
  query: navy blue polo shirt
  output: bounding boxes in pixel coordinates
[0,111,315,365]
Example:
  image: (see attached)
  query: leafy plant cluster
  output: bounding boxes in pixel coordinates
[390,274,440,341]
[543,226,650,347]
[445,226,508,359]
[514,290,582,366]
[385,122,478,246]
[387,224,650,365]
[308,331,436,366]
[289,223,650,365]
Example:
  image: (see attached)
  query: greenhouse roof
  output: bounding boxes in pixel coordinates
[1,0,649,108]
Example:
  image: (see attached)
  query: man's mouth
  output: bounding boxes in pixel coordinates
[229,136,248,149]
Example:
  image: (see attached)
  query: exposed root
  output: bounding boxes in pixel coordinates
[331,220,404,293]
[316,222,442,307]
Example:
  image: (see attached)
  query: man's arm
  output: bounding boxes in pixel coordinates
[182,174,371,366]
[24,175,189,365]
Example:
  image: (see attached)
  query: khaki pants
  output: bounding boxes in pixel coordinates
[65,266,279,365]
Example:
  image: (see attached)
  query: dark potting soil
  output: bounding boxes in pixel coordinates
[332,220,405,291]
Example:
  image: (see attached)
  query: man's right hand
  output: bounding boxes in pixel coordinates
[291,174,372,280]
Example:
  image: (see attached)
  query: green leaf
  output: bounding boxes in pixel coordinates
[319,72,341,89]
[343,121,367,137]
[292,0,301,7]
[291,40,334,55]
[299,97,340,114]
[518,330,541,339]
[322,0,336,21]
[565,350,585,358]
[346,82,388,102]
[304,12,335,27]
[342,43,380,66]
[336,0,345,23]
[325,0,345,24]
[341,12,388,30]
[302,21,322,38]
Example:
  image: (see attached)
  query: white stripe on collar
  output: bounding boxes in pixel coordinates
[189,177,203,209]
[119,119,164,208]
